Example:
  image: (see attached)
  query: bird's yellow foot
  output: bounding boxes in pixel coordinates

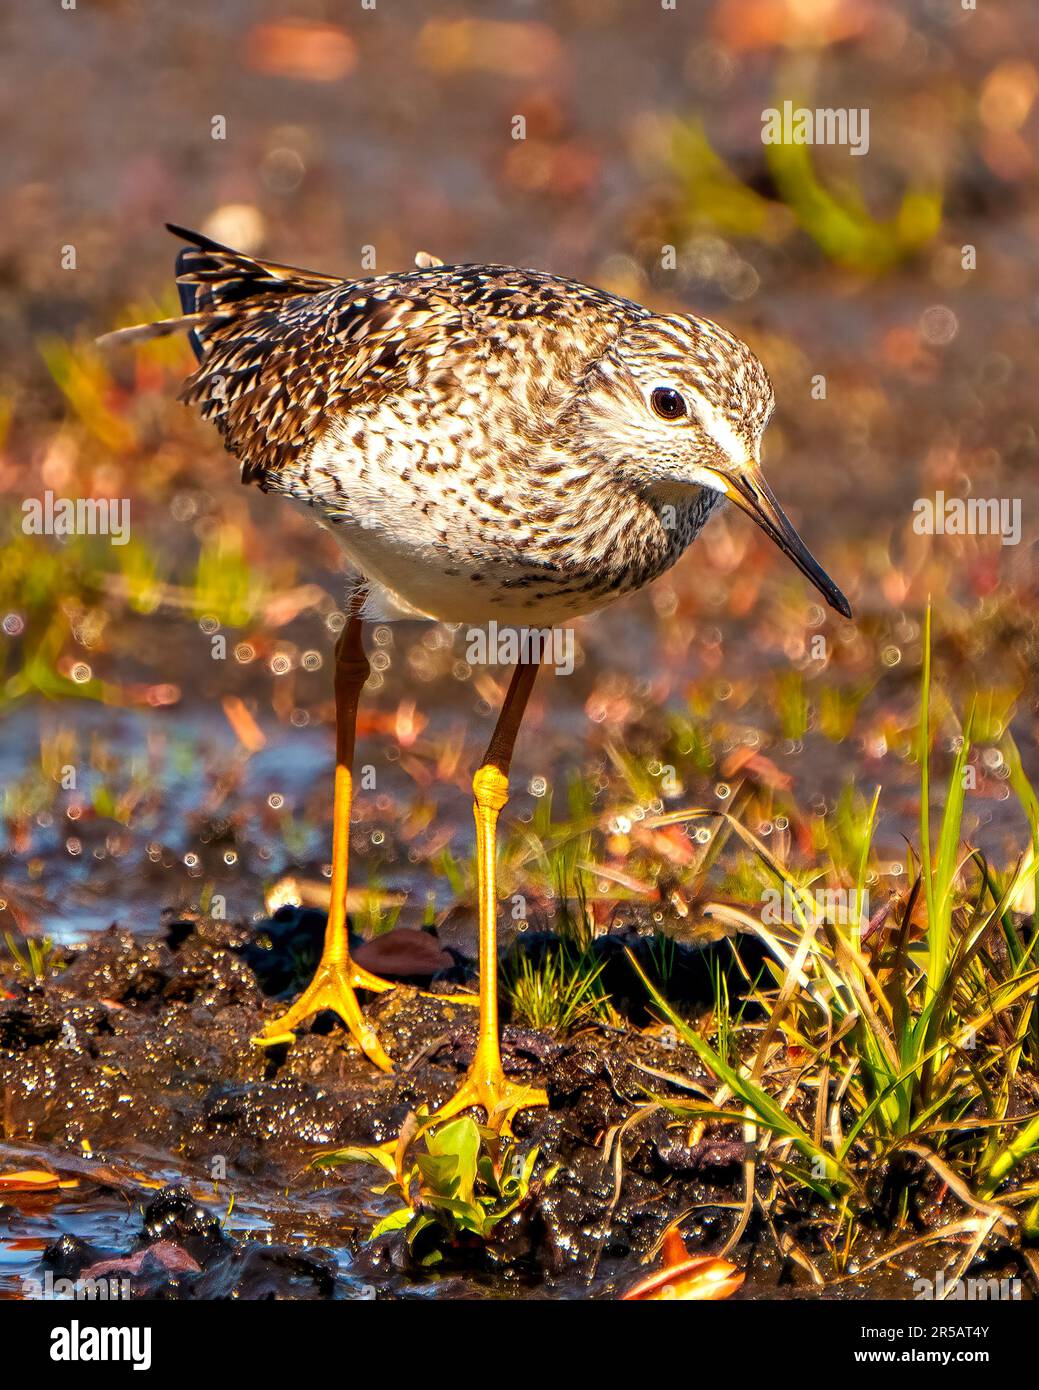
[425,1052,547,1136]
[251,959,394,1071]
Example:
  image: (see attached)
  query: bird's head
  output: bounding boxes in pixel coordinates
[571,312,851,619]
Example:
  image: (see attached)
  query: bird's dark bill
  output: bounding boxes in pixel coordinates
[723,468,852,619]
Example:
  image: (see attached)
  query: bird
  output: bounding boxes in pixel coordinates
[102,224,851,1131]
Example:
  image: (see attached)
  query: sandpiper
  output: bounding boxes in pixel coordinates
[104,225,850,1129]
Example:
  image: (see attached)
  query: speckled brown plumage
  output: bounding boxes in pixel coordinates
[111,224,815,626]
[168,226,651,488]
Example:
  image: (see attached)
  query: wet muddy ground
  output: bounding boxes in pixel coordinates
[4,0,1039,1303]
[2,910,1030,1300]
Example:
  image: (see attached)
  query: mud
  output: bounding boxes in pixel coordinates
[3,910,1027,1300]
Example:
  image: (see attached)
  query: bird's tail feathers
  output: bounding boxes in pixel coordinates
[95,313,204,351]
[96,223,343,361]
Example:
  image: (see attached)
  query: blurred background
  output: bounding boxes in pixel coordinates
[1,0,1038,950]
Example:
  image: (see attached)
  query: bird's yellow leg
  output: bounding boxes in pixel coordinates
[252,612,394,1071]
[425,661,548,1134]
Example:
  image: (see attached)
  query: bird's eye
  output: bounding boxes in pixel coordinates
[650,387,687,421]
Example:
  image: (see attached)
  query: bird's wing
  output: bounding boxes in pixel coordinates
[164,225,486,486]
[104,226,643,488]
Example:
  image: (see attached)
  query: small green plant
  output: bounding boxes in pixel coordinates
[315,1116,554,1266]
[433,847,468,899]
[504,946,608,1034]
[3,932,58,982]
[192,523,260,628]
[645,933,677,990]
[553,859,596,949]
[709,954,747,1070]
[635,606,1039,1230]
[352,872,403,938]
[774,669,808,741]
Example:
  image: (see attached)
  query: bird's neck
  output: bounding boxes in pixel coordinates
[534,464,720,596]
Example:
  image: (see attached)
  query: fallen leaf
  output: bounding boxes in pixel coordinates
[622,1253,744,1301]
[354,927,453,979]
[222,694,266,752]
[622,1224,744,1300]
[0,1169,79,1193]
[244,20,357,82]
[721,746,792,790]
[83,1241,202,1279]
